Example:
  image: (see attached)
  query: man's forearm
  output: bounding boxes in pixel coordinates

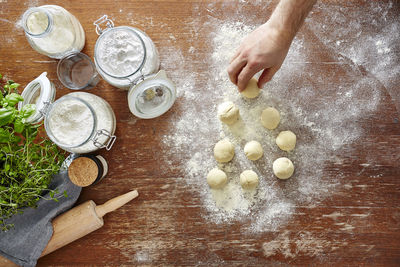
[268,0,316,42]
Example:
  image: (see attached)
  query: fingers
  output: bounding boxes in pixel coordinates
[258,65,279,88]
[237,63,260,91]
[229,49,241,64]
[227,56,247,85]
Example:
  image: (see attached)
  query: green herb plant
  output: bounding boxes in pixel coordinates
[0,74,66,231]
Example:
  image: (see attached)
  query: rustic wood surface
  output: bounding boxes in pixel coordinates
[0,0,399,266]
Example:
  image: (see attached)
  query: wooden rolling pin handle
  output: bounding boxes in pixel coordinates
[95,190,139,218]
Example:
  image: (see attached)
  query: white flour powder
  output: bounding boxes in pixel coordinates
[48,92,116,154]
[97,29,145,77]
[23,5,84,57]
[69,92,116,154]
[95,27,160,89]
[159,0,395,233]
[48,97,94,147]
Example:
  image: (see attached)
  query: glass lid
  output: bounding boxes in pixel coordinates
[128,70,176,119]
[94,25,146,79]
[18,72,56,124]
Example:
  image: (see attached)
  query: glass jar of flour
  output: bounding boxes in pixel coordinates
[93,15,176,119]
[93,15,160,89]
[19,72,116,154]
[22,5,85,59]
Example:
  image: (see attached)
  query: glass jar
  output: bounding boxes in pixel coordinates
[19,73,116,154]
[22,5,85,59]
[93,15,160,89]
[92,15,176,119]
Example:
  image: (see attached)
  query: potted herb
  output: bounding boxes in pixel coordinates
[0,74,65,231]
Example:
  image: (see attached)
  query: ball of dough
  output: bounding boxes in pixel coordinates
[241,78,260,99]
[276,130,296,151]
[218,101,239,125]
[207,168,228,189]
[240,170,259,190]
[244,140,263,161]
[214,139,235,163]
[273,157,294,179]
[261,107,280,130]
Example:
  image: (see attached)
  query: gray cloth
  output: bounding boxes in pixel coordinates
[0,170,81,267]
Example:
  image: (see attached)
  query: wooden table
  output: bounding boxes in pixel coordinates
[1,0,399,266]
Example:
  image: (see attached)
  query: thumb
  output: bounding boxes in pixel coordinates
[258,66,280,88]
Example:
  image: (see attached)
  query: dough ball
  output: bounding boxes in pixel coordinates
[241,78,260,99]
[276,130,296,151]
[240,170,259,190]
[244,140,263,161]
[273,157,294,179]
[214,139,235,163]
[207,168,228,189]
[218,101,239,125]
[261,107,280,130]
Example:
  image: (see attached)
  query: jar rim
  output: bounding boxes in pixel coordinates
[44,95,97,149]
[57,52,98,90]
[22,7,53,37]
[94,26,147,80]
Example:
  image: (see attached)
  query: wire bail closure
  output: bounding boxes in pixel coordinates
[94,15,114,35]
[125,69,146,86]
[39,101,51,116]
[92,129,116,150]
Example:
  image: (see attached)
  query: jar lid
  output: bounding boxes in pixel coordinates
[18,72,56,124]
[128,70,176,119]
[68,156,100,187]
[94,25,146,79]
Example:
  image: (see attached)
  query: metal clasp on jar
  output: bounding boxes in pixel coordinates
[39,101,52,116]
[92,129,116,150]
[93,15,114,35]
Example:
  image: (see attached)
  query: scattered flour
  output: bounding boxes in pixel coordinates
[306,0,400,113]
[160,0,397,234]
[262,231,348,258]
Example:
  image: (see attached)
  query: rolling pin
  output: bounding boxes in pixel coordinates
[40,189,139,256]
[0,190,139,266]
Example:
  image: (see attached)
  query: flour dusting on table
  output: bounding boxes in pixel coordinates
[160,1,397,233]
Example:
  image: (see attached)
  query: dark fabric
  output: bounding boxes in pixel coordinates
[0,170,81,267]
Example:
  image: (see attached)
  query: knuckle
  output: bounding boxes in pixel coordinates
[247,60,259,69]
[241,49,250,58]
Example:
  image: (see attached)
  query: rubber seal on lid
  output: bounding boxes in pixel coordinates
[128,70,176,119]
[18,72,55,124]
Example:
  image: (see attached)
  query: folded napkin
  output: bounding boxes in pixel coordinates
[0,170,81,267]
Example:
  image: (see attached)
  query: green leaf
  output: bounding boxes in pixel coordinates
[14,118,24,133]
[8,83,20,90]
[0,108,13,127]
[0,128,11,143]
[4,93,23,107]
[20,104,36,119]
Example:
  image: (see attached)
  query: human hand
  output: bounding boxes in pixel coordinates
[227,22,293,91]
